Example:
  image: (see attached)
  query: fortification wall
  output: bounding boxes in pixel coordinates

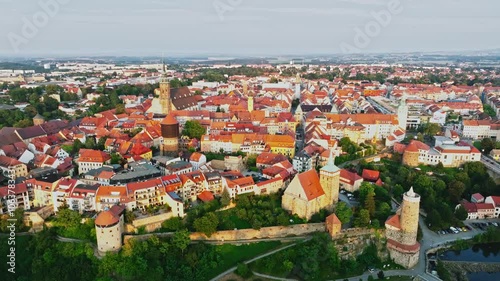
[388,247,420,269]
[190,223,326,241]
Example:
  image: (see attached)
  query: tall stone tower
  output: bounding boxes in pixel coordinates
[243,80,248,95]
[320,149,340,211]
[397,95,408,130]
[385,187,421,268]
[248,96,254,112]
[159,63,171,115]
[160,113,180,155]
[400,187,420,239]
[295,73,301,100]
[95,205,124,256]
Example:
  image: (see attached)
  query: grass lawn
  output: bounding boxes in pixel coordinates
[206,241,284,280]
[217,208,252,230]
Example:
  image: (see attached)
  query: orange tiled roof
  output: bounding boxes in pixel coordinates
[296,169,324,201]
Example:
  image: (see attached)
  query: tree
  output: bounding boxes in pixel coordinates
[246,154,257,169]
[182,120,206,140]
[377,270,385,280]
[354,209,370,227]
[97,136,108,150]
[172,230,190,254]
[193,212,218,237]
[368,275,375,281]
[56,208,81,226]
[235,263,252,278]
[448,181,466,203]
[220,190,231,207]
[481,138,494,154]
[455,205,468,221]
[85,137,96,149]
[364,192,376,218]
[116,104,125,114]
[335,202,353,224]
[110,153,122,165]
[162,217,184,231]
[423,122,441,136]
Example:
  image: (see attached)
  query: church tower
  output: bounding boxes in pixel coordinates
[243,80,248,95]
[159,62,171,115]
[295,73,301,100]
[248,96,254,112]
[397,95,408,130]
[320,149,340,211]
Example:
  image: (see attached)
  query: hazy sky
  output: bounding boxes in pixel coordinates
[1,0,499,56]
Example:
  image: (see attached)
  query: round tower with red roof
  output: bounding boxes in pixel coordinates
[160,113,179,155]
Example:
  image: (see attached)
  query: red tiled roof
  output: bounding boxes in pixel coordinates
[326,213,341,225]
[362,169,380,182]
[487,196,500,206]
[385,214,401,230]
[197,190,215,202]
[0,183,28,197]
[340,169,363,185]
[472,193,484,201]
[476,203,494,210]
[297,169,325,201]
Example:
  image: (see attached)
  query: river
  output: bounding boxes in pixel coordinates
[440,242,500,281]
[440,242,500,262]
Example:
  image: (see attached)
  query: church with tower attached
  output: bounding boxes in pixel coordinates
[282,150,340,220]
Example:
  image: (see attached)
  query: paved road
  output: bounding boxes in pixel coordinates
[480,155,500,175]
[210,238,310,281]
[199,236,308,245]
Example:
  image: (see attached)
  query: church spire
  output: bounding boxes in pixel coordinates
[327,148,335,166]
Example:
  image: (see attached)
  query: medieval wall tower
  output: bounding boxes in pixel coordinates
[319,150,340,211]
[385,187,421,268]
[160,113,180,155]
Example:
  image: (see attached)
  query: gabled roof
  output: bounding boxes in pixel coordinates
[362,169,380,182]
[197,190,215,202]
[296,169,325,201]
[385,214,401,229]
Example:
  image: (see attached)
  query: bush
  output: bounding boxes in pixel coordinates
[235,263,252,278]
[161,217,185,232]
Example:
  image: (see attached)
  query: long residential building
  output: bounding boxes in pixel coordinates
[402,140,480,167]
[201,133,296,157]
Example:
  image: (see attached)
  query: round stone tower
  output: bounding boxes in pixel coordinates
[95,208,123,255]
[160,113,179,155]
[400,187,420,237]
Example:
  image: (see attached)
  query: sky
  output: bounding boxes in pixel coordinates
[0,0,499,57]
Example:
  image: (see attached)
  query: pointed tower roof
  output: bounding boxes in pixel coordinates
[321,149,340,173]
[161,113,178,125]
[33,113,44,120]
[407,187,415,197]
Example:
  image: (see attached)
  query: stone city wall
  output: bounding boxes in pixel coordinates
[126,212,174,233]
[190,223,326,241]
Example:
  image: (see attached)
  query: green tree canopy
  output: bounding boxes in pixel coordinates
[193,212,219,237]
[182,120,206,140]
[335,201,353,224]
